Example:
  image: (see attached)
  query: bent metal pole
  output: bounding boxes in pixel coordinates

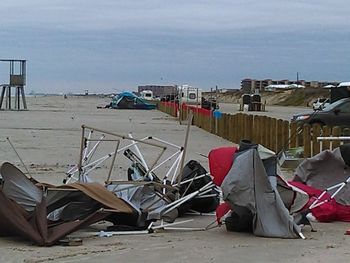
[177,111,193,183]
[6,137,33,179]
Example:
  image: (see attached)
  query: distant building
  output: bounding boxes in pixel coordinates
[241,78,340,93]
[138,85,177,98]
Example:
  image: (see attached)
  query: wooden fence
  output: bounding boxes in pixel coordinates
[158,102,350,158]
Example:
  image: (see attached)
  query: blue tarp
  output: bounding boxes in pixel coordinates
[110,92,156,110]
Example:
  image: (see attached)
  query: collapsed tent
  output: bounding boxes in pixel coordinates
[107,160,220,225]
[222,148,302,238]
[178,160,220,215]
[106,181,178,224]
[64,125,220,227]
[0,123,222,245]
[0,159,219,245]
[291,145,350,222]
[209,142,308,238]
[107,92,156,110]
[0,162,133,246]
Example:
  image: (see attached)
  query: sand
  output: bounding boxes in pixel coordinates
[0,95,349,262]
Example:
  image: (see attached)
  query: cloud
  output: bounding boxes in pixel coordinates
[1,1,349,32]
[0,1,350,92]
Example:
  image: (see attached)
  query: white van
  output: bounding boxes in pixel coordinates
[178,85,202,105]
[140,90,154,101]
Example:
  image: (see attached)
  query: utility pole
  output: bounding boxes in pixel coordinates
[297,72,299,87]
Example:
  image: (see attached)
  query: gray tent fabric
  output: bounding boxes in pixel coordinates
[0,162,42,212]
[222,149,301,238]
[258,150,309,214]
[276,178,309,214]
[107,183,177,221]
[294,148,350,205]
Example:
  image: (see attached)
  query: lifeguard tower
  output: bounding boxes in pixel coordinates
[0,59,27,110]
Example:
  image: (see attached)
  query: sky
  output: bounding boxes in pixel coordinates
[0,0,349,93]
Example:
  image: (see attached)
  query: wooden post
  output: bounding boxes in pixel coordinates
[206,114,211,132]
[237,113,242,141]
[232,114,237,143]
[262,116,268,147]
[265,117,269,149]
[271,118,277,152]
[220,114,224,138]
[311,124,322,156]
[237,114,241,144]
[252,115,257,144]
[20,87,27,110]
[257,116,263,145]
[322,126,332,151]
[281,120,289,151]
[243,115,252,141]
[332,126,341,149]
[276,119,283,153]
[226,114,231,140]
[289,122,298,148]
[243,114,248,140]
[297,123,303,147]
[228,114,234,142]
[303,124,311,158]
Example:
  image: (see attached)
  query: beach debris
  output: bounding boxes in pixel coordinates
[58,238,83,246]
[0,115,220,246]
[101,91,156,110]
[209,139,350,239]
[212,140,306,238]
[290,144,350,222]
[0,162,133,246]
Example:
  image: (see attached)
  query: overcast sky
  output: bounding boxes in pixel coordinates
[0,0,349,93]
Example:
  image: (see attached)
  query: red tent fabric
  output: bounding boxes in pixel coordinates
[209,146,238,186]
[215,202,231,224]
[289,182,350,222]
[209,147,238,224]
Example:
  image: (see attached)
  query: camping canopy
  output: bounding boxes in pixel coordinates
[294,148,350,206]
[111,92,156,109]
[0,162,133,246]
[221,148,302,238]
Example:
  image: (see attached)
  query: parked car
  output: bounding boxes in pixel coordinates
[292,97,350,127]
[161,94,179,103]
[312,98,330,111]
[201,97,219,110]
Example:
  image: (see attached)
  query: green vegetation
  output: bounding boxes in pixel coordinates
[276,88,330,106]
[203,88,331,107]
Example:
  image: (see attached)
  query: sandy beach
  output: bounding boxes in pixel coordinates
[0,95,349,263]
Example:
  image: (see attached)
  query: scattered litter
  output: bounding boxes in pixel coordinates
[98,231,113,237]
[58,238,83,246]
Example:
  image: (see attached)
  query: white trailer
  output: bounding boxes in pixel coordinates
[178,85,202,105]
[140,90,154,100]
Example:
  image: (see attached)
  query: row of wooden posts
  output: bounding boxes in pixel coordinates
[158,102,349,158]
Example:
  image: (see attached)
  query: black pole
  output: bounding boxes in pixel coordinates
[297,72,299,87]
